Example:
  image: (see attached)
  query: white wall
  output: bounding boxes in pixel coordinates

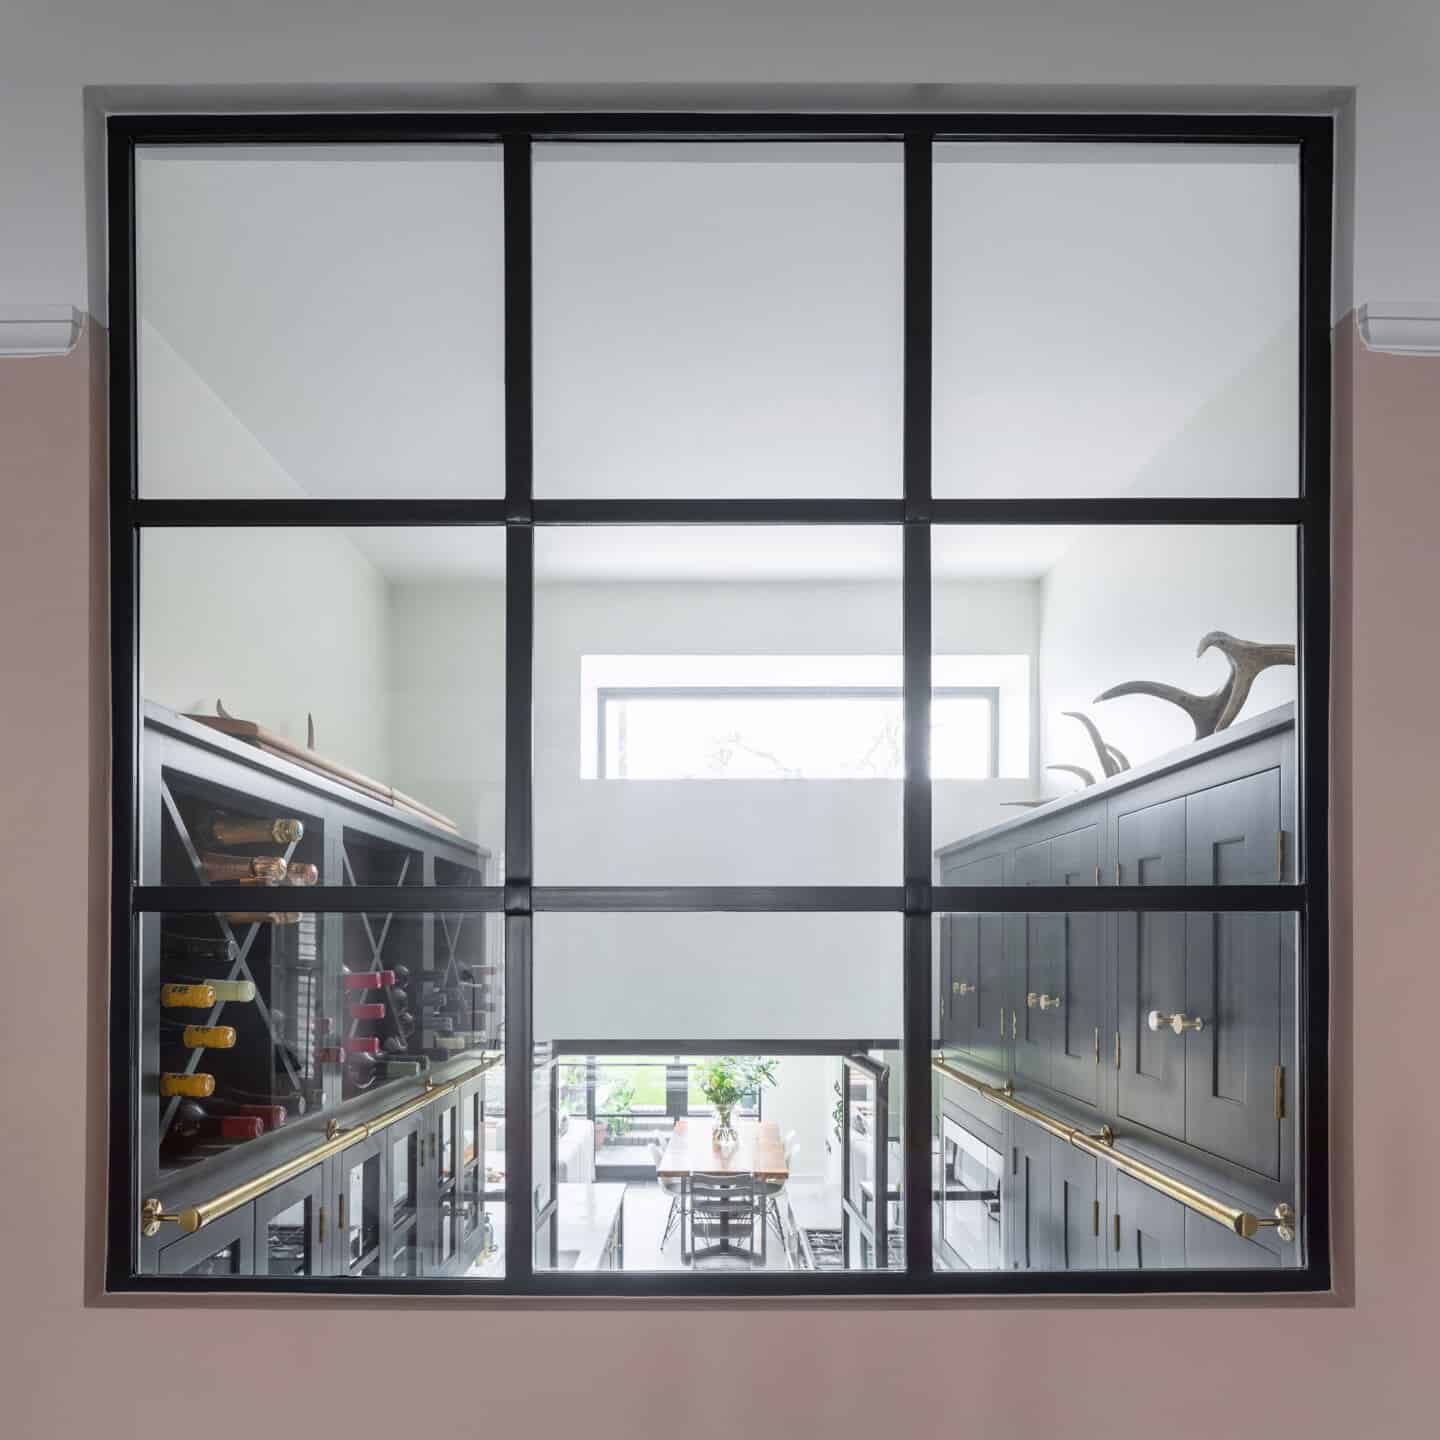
[764,1055,833,1182]
[6,2,1439,310]
[383,579,506,857]
[138,324,391,777]
[1039,334,1299,780]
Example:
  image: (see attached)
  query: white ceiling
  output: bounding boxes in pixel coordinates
[138,140,1297,582]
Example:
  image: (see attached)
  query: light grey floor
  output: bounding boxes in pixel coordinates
[616,1179,840,1271]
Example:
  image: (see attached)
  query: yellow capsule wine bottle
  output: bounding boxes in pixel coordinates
[159,983,216,1009]
[168,1024,236,1049]
[160,1072,215,1098]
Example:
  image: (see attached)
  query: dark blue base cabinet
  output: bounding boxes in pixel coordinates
[934,705,1301,1275]
[154,1068,492,1278]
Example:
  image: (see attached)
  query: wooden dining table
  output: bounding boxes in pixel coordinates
[656,1119,788,1263]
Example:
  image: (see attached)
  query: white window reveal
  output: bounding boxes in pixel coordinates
[580,655,1030,780]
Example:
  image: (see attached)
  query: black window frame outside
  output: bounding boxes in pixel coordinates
[107,110,1332,1298]
[595,683,1000,780]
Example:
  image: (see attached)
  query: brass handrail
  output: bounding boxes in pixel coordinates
[931,1058,1295,1242]
[142,1053,503,1237]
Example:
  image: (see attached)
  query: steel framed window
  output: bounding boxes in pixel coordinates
[107,110,1332,1297]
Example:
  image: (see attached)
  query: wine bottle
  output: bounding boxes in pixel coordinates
[199,852,287,884]
[205,1098,287,1129]
[349,1002,385,1021]
[164,978,257,1004]
[343,970,396,990]
[203,814,304,846]
[164,1101,264,1150]
[163,1023,237,1049]
[160,1072,215,1098]
[284,862,318,887]
[161,933,238,965]
[223,911,301,925]
[160,983,216,1009]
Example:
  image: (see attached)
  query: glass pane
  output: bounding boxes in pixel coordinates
[139,527,504,888]
[932,526,1297,867]
[136,910,502,1279]
[534,912,901,1274]
[344,1149,382,1275]
[933,143,1299,498]
[534,142,902,498]
[535,527,902,884]
[264,1197,311,1277]
[185,1243,241,1277]
[933,913,1301,1271]
[137,145,505,498]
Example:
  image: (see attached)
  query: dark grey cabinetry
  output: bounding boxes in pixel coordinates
[1005,1119,1052,1271]
[942,854,1005,1069]
[1185,771,1285,1177]
[936,706,1299,1273]
[1051,1143,1102,1271]
[1050,825,1103,1108]
[1113,1173,1187,1269]
[254,1165,326,1276]
[158,1204,256,1276]
[1116,795,1187,1141]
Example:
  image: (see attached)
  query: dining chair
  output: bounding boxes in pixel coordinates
[649,1140,686,1251]
[756,1140,799,1241]
[684,1172,762,1269]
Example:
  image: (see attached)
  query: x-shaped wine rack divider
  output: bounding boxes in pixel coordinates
[157,780,305,1139]
[340,846,411,1045]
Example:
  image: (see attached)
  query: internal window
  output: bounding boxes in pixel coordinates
[583,655,1028,780]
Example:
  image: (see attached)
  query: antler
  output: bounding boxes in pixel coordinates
[1197,632,1297,731]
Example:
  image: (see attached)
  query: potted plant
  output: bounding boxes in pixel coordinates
[697,1056,778,1153]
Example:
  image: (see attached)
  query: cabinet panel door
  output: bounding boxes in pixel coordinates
[1050,825,1102,1107]
[386,1111,426,1278]
[1114,1172,1186,1269]
[335,1133,384,1277]
[948,855,1005,1065]
[158,1204,255,1276]
[254,1165,326,1277]
[1005,1119,1052,1271]
[947,911,976,1054]
[432,1092,464,1272]
[1116,797,1186,1141]
[1011,840,1052,1090]
[1185,769,1283,1176]
[1050,1142,1102,1271]
[1184,1210,1281,1268]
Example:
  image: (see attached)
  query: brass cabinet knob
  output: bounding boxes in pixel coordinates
[1026,991,1062,1011]
[1147,1009,1205,1035]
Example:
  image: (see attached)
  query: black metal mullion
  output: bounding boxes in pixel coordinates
[133,498,511,528]
[1296,123,1334,1287]
[501,133,536,1289]
[107,127,140,1290]
[901,134,934,1281]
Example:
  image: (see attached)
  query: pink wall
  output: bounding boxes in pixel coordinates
[0,316,1434,1439]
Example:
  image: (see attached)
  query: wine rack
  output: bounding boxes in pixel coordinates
[137,703,499,1278]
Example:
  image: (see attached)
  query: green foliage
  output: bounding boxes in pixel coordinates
[602,1076,636,1140]
[697,1056,779,1114]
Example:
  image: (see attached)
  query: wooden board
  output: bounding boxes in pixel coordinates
[655,1119,789,1182]
[189,713,461,835]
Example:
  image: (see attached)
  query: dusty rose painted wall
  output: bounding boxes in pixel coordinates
[0,317,1434,1439]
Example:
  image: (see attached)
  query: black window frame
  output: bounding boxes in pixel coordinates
[107,109,1332,1298]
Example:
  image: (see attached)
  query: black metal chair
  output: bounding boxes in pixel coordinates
[683,1172,762,1268]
